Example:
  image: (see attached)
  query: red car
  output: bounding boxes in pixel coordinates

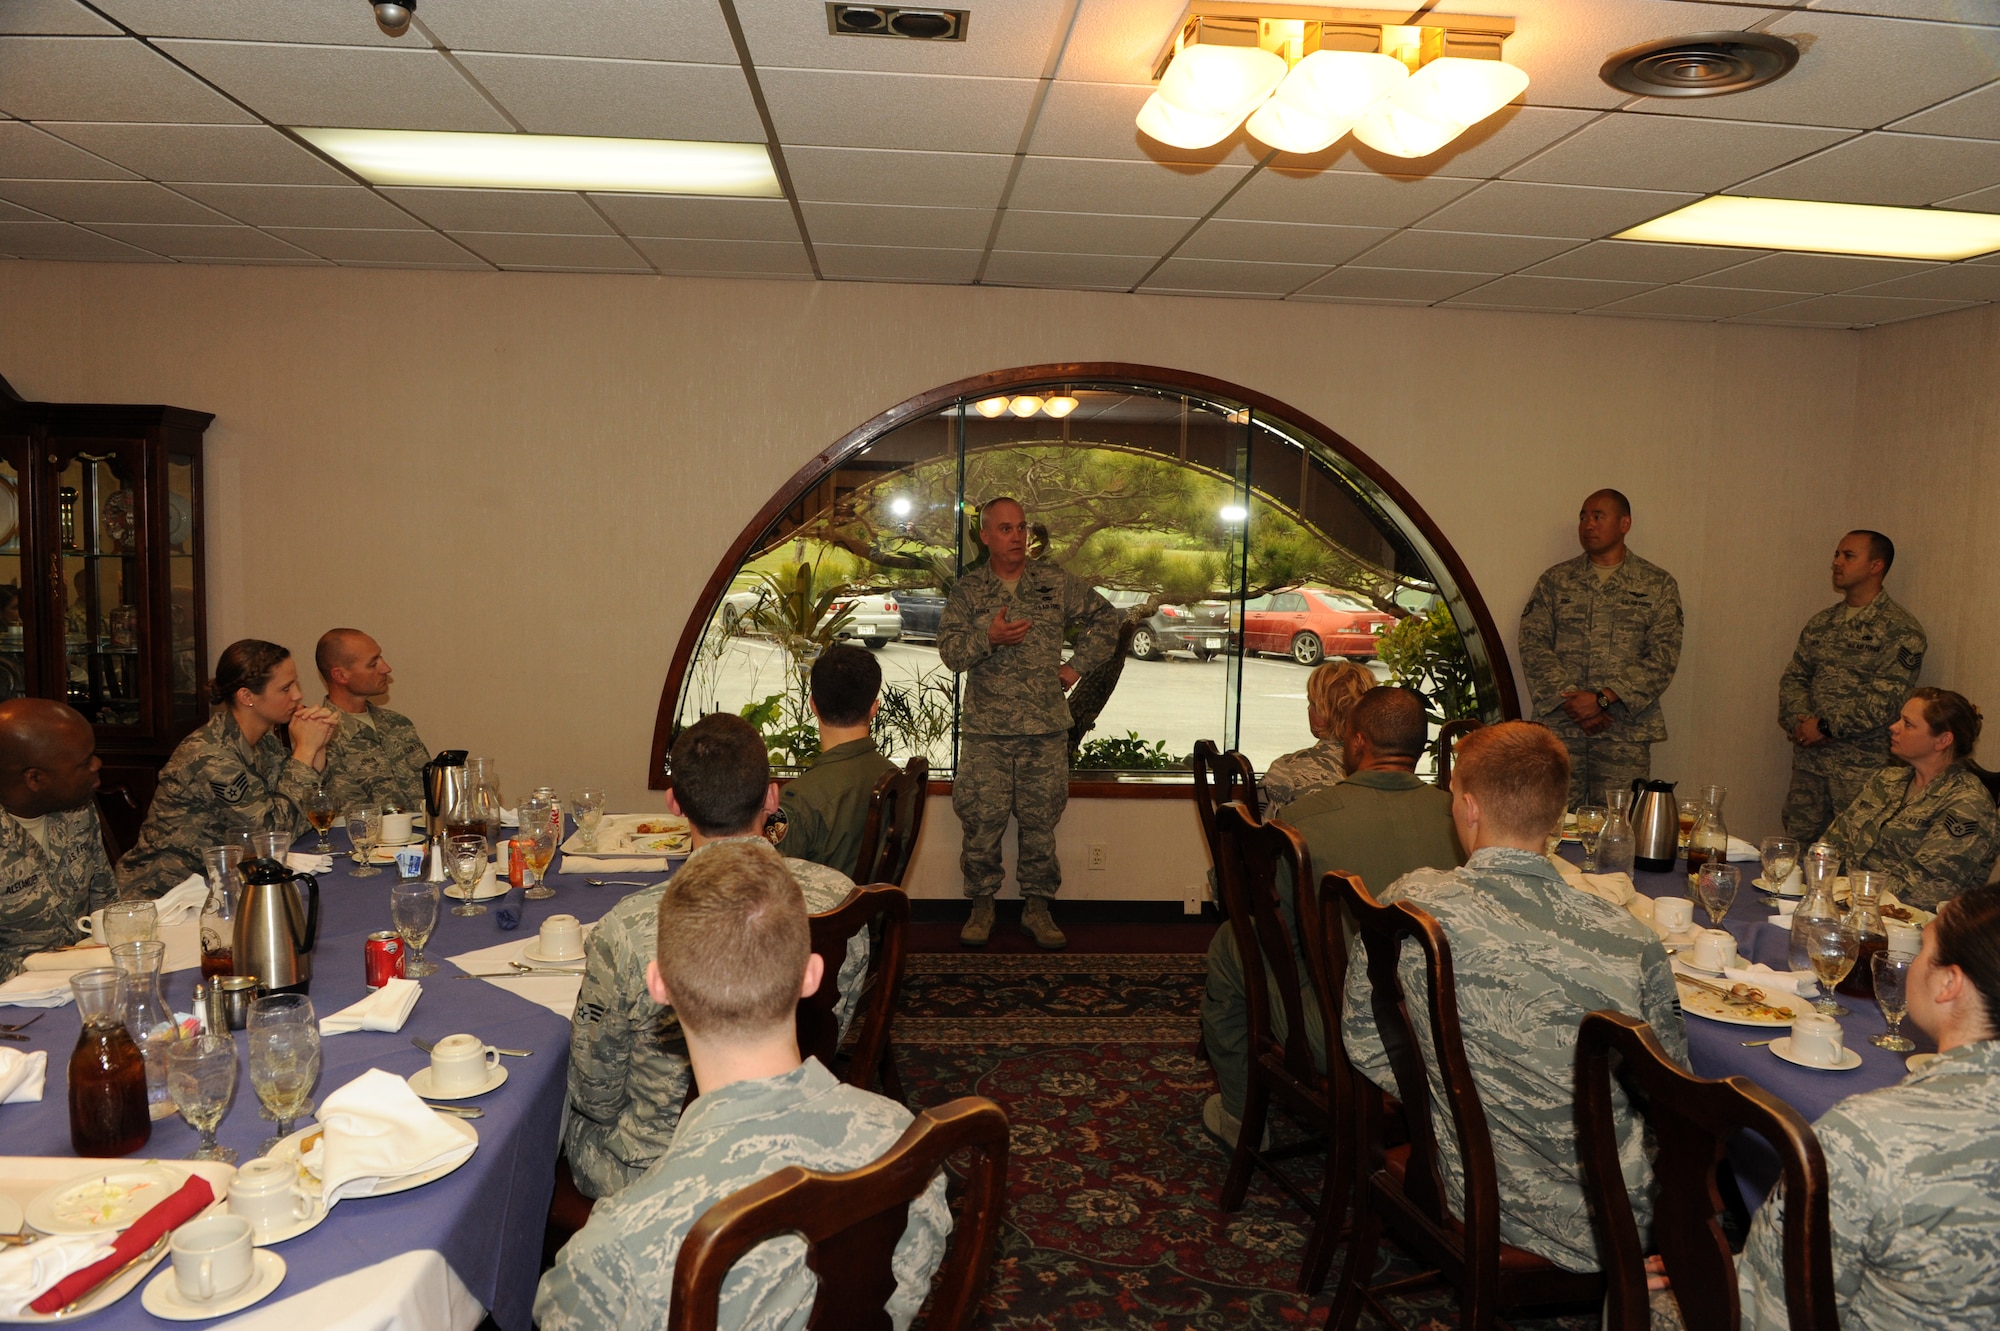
[1241,588,1397,665]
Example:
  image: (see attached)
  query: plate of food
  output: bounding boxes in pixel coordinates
[1673,974,1803,1028]
[627,832,691,856]
[24,1164,188,1236]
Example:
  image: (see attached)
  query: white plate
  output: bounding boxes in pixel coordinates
[1770,1037,1863,1072]
[0,1235,174,1323]
[267,1113,477,1200]
[626,833,691,855]
[443,881,508,901]
[26,1165,186,1236]
[520,943,584,967]
[247,1196,327,1247]
[141,1250,284,1321]
[406,1064,507,1101]
[1754,877,1805,897]
[1906,1052,1943,1074]
[0,1196,19,1234]
[1673,976,1803,1028]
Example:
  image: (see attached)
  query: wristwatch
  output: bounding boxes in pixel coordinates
[1595,689,1615,711]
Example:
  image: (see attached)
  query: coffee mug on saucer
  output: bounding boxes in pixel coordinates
[1652,897,1693,937]
[171,1215,256,1302]
[1789,1013,1846,1067]
[431,1033,500,1094]
[228,1158,314,1238]
[1691,928,1738,973]
[381,811,415,845]
[538,914,584,962]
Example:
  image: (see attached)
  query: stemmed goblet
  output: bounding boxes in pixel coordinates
[347,806,384,878]
[247,994,320,1155]
[447,834,489,918]
[391,880,441,977]
[1575,803,1607,872]
[304,786,336,854]
[1799,916,1858,1018]
[1759,836,1800,894]
[1870,951,1917,1051]
[1695,862,1740,926]
[519,794,557,901]
[572,787,607,853]
[167,1033,239,1163]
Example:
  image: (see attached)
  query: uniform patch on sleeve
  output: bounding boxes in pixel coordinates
[1943,812,1980,838]
[208,772,251,804]
[1898,645,1924,671]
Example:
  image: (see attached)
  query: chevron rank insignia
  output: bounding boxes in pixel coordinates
[1944,812,1979,839]
[209,772,251,804]
[1899,646,1924,671]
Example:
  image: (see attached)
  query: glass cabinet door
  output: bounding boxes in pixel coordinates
[166,452,201,727]
[0,441,26,704]
[55,444,146,731]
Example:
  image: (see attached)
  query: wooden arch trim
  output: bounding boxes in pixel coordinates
[648,362,1520,789]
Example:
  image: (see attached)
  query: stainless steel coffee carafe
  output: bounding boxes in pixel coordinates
[1630,778,1681,873]
[232,856,320,994]
[423,750,469,883]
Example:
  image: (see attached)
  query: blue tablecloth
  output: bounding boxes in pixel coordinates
[1,827,648,1330]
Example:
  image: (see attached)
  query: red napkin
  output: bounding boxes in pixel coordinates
[29,1174,215,1313]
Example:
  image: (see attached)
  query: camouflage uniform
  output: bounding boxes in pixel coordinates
[319,697,428,814]
[1260,736,1345,823]
[537,1057,952,1331]
[564,839,868,1200]
[1739,1039,2000,1330]
[117,709,322,899]
[1823,764,2000,910]
[1518,553,1684,808]
[1202,771,1460,1118]
[778,737,898,880]
[0,805,118,982]
[937,562,1120,900]
[1342,845,1687,1272]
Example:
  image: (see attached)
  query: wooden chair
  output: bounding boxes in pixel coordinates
[799,884,910,1101]
[1576,1011,1837,1331]
[94,786,142,865]
[667,1096,1010,1331]
[1329,877,1604,1330]
[853,757,929,887]
[1966,761,2000,806]
[1432,718,1483,793]
[1192,740,1259,917]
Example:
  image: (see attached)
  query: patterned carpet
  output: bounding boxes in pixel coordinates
[896,952,1600,1331]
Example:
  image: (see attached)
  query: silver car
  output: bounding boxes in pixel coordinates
[832,593,903,648]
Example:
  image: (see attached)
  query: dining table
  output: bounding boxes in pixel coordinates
[0,823,668,1331]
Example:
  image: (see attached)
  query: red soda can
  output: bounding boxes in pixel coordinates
[364,931,405,989]
[507,839,526,889]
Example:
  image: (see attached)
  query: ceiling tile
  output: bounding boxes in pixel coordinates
[1524,239,1762,283]
[991,208,1186,255]
[981,249,1152,288]
[1055,0,1191,85]
[173,183,424,228]
[783,147,1014,207]
[1349,229,1579,272]
[1139,256,1326,295]
[1292,266,1498,303]
[1176,219,1387,265]
[0,199,42,223]
[736,0,1069,78]
[1442,274,1656,310]
[378,187,612,233]
[1,1,118,36]
[449,231,648,268]
[154,40,514,132]
[1219,169,1479,228]
[420,0,738,64]
[1946,182,2000,212]
[759,70,1038,153]
[1807,0,2000,17]
[1891,78,2000,140]
[264,227,484,264]
[1010,155,1249,216]
[626,236,813,275]
[816,245,983,282]
[1026,81,1261,166]
[1592,285,1807,319]
[1506,113,1850,193]
[86,221,317,259]
[0,179,230,224]
[0,219,166,258]
[799,203,992,248]
[454,53,764,142]
[589,194,797,240]
[1847,263,2000,300]
[0,120,136,179]
[1738,131,2000,205]
[93,0,401,44]
[1729,293,1977,325]
[0,37,255,122]
[40,123,352,184]
[1687,251,1941,292]
[1416,181,1698,238]
[1282,107,1599,181]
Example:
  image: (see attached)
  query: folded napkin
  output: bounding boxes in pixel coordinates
[1549,856,1638,907]
[499,807,519,827]
[23,945,109,972]
[286,851,334,873]
[561,853,670,874]
[155,874,213,926]
[0,1236,115,1316]
[0,1047,47,1103]
[28,1174,215,1313]
[320,977,422,1034]
[1722,962,1819,998]
[309,1068,477,1205]
[0,969,75,1007]
[1724,836,1761,862]
[446,936,586,1018]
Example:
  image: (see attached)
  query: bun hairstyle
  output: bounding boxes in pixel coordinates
[210,639,293,708]
[1931,885,2000,1033]
[1909,686,1982,760]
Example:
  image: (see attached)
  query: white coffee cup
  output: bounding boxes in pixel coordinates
[430,1032,499,1093]
[1788,1012,1846,1067]
[1778,866,1804,894]
[538,914,584,961]
[380,811,414,845]
[1886,920,1923,958]
[1627,896,1655,926]
[170,1215,255,1302]
[1652,896,1693,937]
[227,1156,314,1237]
[1691,928,1738,973]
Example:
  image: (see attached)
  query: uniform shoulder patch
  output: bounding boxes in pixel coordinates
[208,772,251,804]
[1943,812,1980,839]
[1898,645,1924,671]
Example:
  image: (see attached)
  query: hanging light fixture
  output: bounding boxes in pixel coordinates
[1043,395,1079,418]
[973,397,1009,418]
[1008,395,1045,417]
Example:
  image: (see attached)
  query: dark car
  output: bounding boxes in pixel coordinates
[896,588,949,642]
[1099,590,1235,661]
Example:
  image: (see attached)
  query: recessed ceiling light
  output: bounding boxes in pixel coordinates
[1617,196,2000,262]
[292,127,782,196]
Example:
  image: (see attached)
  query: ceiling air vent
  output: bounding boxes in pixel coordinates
[827,4,968,40]
[1600,30,1797,97]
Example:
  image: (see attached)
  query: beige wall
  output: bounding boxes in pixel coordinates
[0,259,1883,891]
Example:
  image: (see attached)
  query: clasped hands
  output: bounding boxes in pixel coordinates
[987,607,1080,693]
[288,704,340,761]
[1790,716,1827,747]
[1560,688,1616,735]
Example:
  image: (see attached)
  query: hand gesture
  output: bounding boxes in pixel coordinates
[287,706,338,765]
[1791,717,1826,747]
[987,605,1031,646]
[1058,664,1080,693]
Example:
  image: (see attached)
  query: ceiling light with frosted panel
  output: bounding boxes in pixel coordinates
[1136,38,1289,149]
[293,127,782,196]
[1008,395,1046,417]
[973,397,1011,418]
[1245,49,1407,154]
[1618,196,2000,262]
[1043,395,1079,418]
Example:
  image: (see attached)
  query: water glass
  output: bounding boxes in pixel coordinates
[1870,951,1916,1051]
[167,1034,239,1163]
[447,834,489,918]
[251,830,288,862]
[519,794,558,900]
[248,998,320,1156]
[101,899,158,947]
[1575,803,1607,872]
[572,787,608,852]
[1801,917,1857,1018]
[1695,862,1741,926]
[347,806,384,878]
[390,880,440,977]
[305,787,337,853]
[1759,836,1800,892]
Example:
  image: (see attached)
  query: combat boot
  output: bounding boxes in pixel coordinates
[959,895,996,947]
[1020,896,1066,950]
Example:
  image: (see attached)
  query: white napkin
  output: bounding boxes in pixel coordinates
[0,969,74,1007]
[0,1047,47,1103]
[22,945,110,972]
[287,852,335,874]
[1722,962,1818,998]
[155,873,213,925]
[499,807,519,828]
[0,1236,115,1316]
[319,978,422,1035]
[445,936,588,1019]
[204,1249,481,1331]
[308,1068,476,1205]
[1724,836,1761,862]
[561,853,669,874]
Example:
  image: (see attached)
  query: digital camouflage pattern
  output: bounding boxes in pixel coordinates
[1778,595,1928,842]
[319,698,429,814]
[952,733,1067,900]
[1518,552,1684,806]
[1823,763,2000,910]
[538,1058,951,1331]
[1260,736,1346,822]
[778,737,898,880]
[564,841,868,1199]
[1342,846,1687,1272]
[936,561,1122,739]
[1739,1039,2000,1331]
[0,805,118,982]
[117,709,322,899]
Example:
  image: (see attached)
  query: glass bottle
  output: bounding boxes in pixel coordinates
[467,757,505,835]
[1597,788,1636,876]
[1838,870,1889,999]
[445,778,492,855]
[199,844,242,980]
[1687,784,1729,894]
[110,939,183,1121]
[68,968,151,1157]
[1790,844,1850,1016]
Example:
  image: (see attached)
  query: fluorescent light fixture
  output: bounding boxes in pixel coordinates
[1136,42,1289,149]
[292,127,782,196]
[1246,50,1408,155]
[1617,195,2000,261]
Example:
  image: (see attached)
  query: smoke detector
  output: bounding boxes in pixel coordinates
[827,5,968,40]
[1600,31,1797,97]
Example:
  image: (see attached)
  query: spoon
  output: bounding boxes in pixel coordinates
[422,1102,484,1119]
[0,1013,45,1032]
[585,879,651,888]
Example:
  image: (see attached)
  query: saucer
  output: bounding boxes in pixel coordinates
[243,1196,328,1247]
[1906,1052,1943,1073]
[1770,1037,1862,1072]
[408,1063,508,1100]
[521,943,585,967]
[444,880,509,901]
[1674,960,1734,979]
[141,1251,285,1321]
[1754,876,1805,898]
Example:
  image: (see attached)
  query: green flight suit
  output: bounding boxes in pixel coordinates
[778,737,899,880]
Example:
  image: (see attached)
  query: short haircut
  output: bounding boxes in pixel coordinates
[210,640,291,707]
[1932,886,2000,1030]
[1307,660,1374,737]
[1453,721,1569,838]
[1587,488,1632,519]
[1909,686,1982,760]
[670,713,771,836]
[810,644,882,728]
[656,840,808,1039]
[1848,529,1896,575]
[1349,686,1428,760]
[979,496,1023,529]
[314,628,367,683]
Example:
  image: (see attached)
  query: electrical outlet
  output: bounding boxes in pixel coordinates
[1087,842,1107,870]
